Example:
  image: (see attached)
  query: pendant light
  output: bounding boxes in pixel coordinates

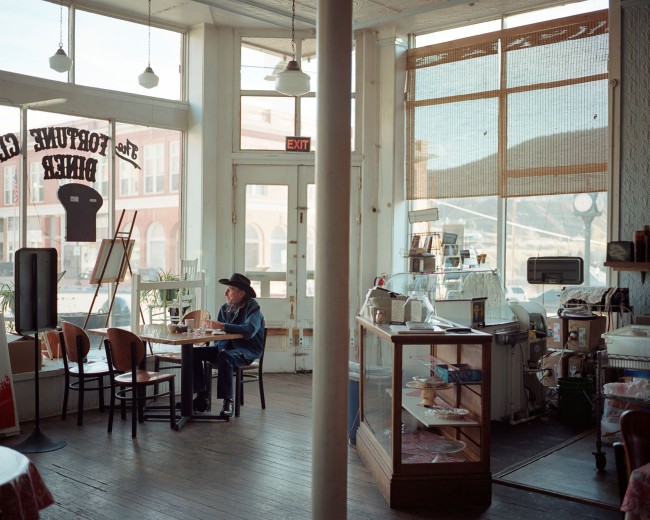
[275,0,310,97]
[138,0,159,89]
[49,0,73,73]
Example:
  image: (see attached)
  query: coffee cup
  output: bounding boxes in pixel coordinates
[185,319,195,333]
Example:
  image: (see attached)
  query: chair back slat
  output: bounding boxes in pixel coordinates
[621,410,650,478]
[61,321,91,362]
[107,328,146,372]
[182,309,211,328]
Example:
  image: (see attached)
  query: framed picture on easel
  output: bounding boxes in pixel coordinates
[89,239,135,284]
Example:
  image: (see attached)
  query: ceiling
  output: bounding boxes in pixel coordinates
[70,0,569,34]
[64,0,578,60]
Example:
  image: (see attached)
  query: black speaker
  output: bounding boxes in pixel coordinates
[15,248,58,334]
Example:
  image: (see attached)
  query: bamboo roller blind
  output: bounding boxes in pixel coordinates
[405,10,609,200]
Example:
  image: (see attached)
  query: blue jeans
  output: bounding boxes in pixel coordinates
[192,345,255,400]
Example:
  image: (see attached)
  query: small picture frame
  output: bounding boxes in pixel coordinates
[444,256,461,269]
[442,244,460,256]
[410,235,421,253]
[422,235,433,253]
[442,232,458,245]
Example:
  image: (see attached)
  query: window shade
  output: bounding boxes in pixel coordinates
[405,10,608,200]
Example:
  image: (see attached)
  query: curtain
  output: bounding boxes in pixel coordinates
[405,10,608,200]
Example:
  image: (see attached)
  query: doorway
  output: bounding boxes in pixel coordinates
[234,163,360,372]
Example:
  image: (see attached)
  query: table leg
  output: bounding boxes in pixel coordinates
[175,343,193,430]
[175,342,228,428]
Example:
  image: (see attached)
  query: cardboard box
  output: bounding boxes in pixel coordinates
[540,350,573,387]
[567,354,584,377]
[8,336,42,374]
[546,316,568,349]
[635,315,650,326]
[567,316,606,352]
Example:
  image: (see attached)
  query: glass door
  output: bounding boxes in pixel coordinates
[234,164,314,372]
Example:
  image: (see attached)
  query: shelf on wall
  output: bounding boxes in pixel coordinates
[604,261,650,283]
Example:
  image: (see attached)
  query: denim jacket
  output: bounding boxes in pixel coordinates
[216,298,264,360]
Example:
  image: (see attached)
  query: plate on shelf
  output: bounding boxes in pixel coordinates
[406,378,452,390]
[424,407,469,420]
[418,438,466,454]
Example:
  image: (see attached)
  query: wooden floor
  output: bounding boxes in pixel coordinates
[1,373,621,520]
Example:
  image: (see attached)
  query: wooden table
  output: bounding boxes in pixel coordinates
[0,446,54,518]
[88,324,242,430]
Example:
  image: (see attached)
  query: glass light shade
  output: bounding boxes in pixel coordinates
[138,66,159,89]
[573,193,594,215]
[275,60,310,96]
[49,48,72,73]
[264,60,288,81]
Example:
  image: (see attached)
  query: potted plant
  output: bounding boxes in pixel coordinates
[139,268,183,318]
[0,281,15,317]
[155,269,180,304]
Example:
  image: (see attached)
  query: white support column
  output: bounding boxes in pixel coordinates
[376,32,408,277]
[357,29,381,292]
[186,24,233,313]
[312,0,352,519]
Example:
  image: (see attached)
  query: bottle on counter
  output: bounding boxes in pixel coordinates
[644,225,650,263]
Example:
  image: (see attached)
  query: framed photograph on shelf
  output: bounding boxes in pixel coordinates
[442,244,460,257]
[442,232,458,245]
[410,235,421,253]
[422,235,433,253]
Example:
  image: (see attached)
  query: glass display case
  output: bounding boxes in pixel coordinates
[355,316,492,508]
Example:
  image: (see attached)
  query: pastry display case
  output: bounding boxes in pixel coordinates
[355,316,492,508]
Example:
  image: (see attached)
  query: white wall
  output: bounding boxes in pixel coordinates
[619,3,650,315]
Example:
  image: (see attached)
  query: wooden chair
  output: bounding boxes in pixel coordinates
[105,327,176,438]
[60,321,112,426]
[206,327,267,417]
[620,410,650,479]
[153,309,211,373]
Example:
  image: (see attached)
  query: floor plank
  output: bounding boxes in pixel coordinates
[2,373,620,519]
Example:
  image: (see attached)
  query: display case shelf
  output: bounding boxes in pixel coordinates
[401,392,481,428]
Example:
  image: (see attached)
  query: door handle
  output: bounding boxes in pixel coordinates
[290,296,295,319]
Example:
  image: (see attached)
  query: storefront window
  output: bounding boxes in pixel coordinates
[240,38,356,152]
[75,10,182,99]
[1,1,183,99]
[114,122,182,281]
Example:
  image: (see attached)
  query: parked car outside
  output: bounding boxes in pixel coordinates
[529,288,563,316]
[99,296,131,326]
[505,285,528,301]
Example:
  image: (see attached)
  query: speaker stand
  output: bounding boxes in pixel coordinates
[13,331,66,453]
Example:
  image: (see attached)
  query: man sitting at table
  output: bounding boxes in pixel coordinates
[191,273,265,416]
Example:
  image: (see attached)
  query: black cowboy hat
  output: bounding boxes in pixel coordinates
[218,272,256,298]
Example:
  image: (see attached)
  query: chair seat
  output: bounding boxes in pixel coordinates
[69,362,111,376]
[155,352,182,363]
[115,370,176,385]
[241,360,260,371]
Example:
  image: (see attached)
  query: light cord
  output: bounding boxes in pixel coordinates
[147,0,152,67]
[58,0,64,50]
[291,0,296,60]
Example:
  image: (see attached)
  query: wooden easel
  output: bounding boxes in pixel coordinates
[84,210,144,330]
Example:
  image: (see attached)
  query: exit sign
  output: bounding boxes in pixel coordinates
[285,136,311,152]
